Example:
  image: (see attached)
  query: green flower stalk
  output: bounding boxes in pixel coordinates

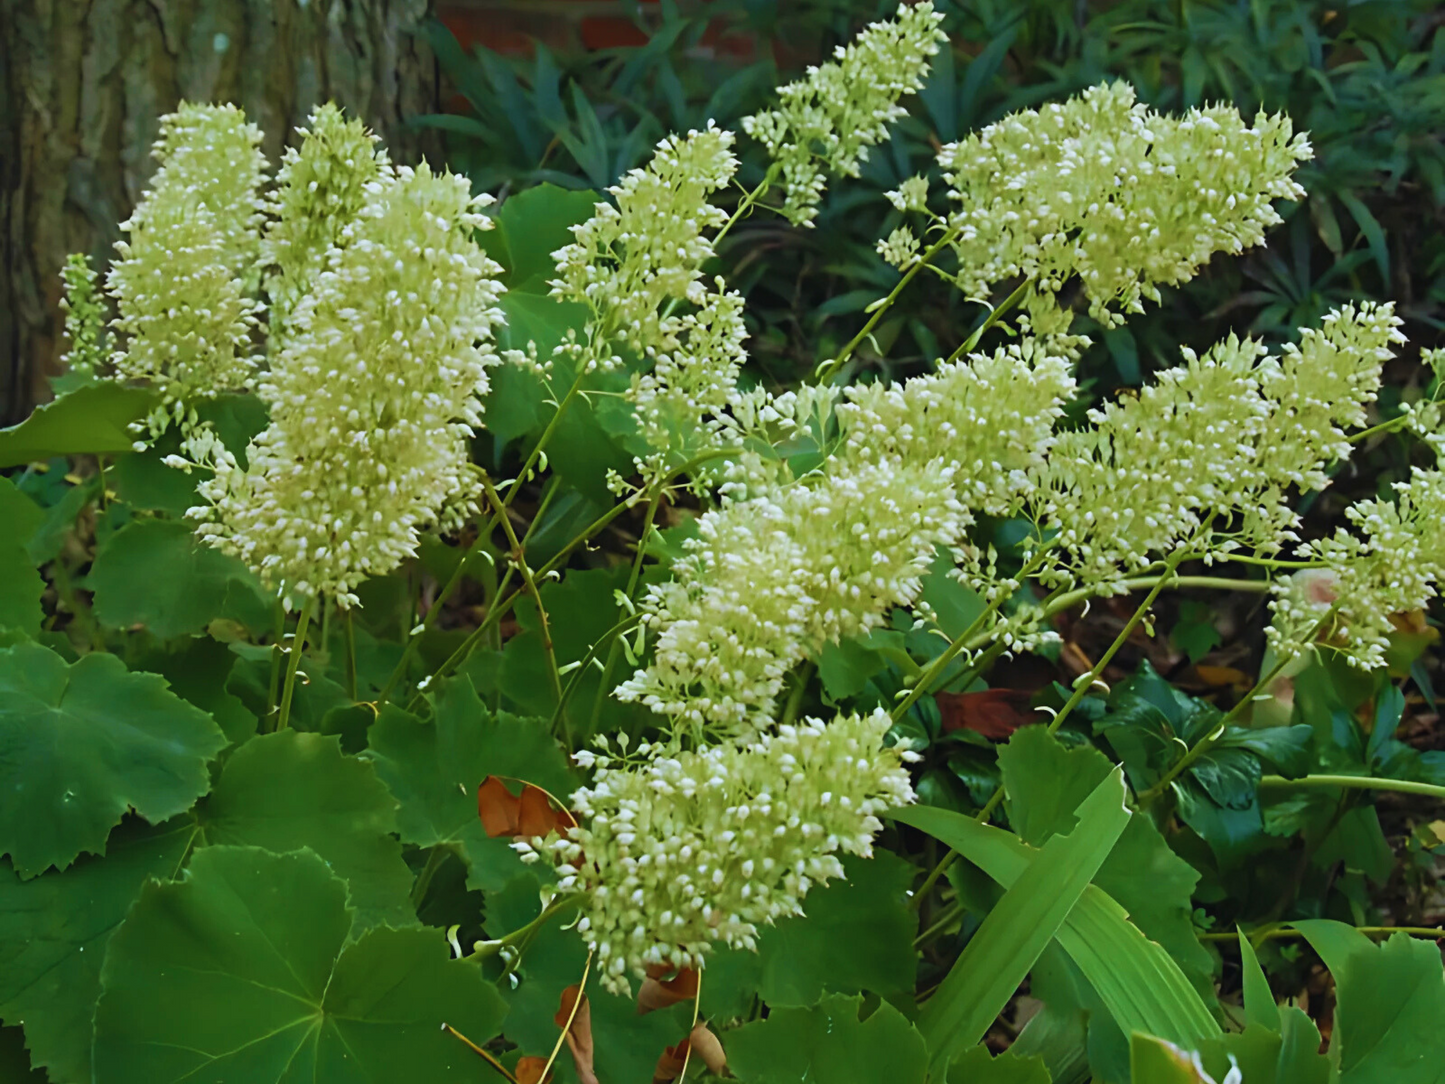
[107,102,268,439]
[186,164,505,608]
[521,710,916,994]
[934,82,1311,332]
[58,253,107,379]
[744,0,947,225]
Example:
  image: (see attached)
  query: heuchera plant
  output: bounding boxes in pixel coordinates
[3,4,1445,1083]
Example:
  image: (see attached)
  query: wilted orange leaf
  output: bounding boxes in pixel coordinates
[653,1025,726,1083]
[516,1056,553,1084]
[687,1024,727,1075]
[937,688,1034,740]
[638,965,699,1014]
[653,1039,689,1083]
[554,984,597,1084]
[478,776,576,839]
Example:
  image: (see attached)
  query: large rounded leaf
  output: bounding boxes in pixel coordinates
[90,519,272,639]
[0,643,226,877]
[93,846,507,1083]
[0,384,156,468]
[194,731,415,930]
[0,818,195,1083]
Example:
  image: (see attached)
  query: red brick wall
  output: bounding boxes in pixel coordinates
[437,0,736,57]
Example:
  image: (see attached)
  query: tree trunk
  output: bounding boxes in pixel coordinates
[0,0,442,425]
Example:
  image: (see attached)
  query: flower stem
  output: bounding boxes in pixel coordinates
[816,222,963,382]
[1258,774,1445,801]
[276,597,315,732]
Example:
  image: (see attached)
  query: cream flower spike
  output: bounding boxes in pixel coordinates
[261,103,391,337]
[744,1,947,225]
[939,81,1311,331]
[187,163,505,609]
[522,710,916,995]
[107,102,268,441]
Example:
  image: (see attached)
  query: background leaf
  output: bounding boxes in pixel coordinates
[726,994,928,1084]
[193,731,415,931]
[0,643,224,877]
[0,385,156,468]
[90,518,272,639]
[755,850,917,1007]
[92,846,507,1083]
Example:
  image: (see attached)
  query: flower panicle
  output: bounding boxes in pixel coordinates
[743,1,947,225]
[261,102,392,336]
[523,710,916,994]
[937,81,1312,332]
[189,162,505,608]
[106,102,269,439]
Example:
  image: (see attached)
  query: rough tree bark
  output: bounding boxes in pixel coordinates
[0,0,442,424]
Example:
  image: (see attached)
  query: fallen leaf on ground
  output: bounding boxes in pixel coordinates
[638,965,699,1014]
[554,983,598,1084]
[478,775,576,839]
[937,688,1035,739]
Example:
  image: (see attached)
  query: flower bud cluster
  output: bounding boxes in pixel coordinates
[743,1,946,225]
[261,103,391,335]
[548,125,748,461]
[1036,304,1401,591]
[188,164,505,607]
[59,254,107,378]
[836,339,1077,517]
[522,711,916,994]
[107,103,268,436]
[616,455,966,735]
[1269,467,1445,670]
[551,125,737,363]
[937,82,1311,330]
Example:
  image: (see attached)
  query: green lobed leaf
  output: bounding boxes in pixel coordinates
[0,1024,46,1083]
[948,1044,1053,1083]
[755,850,917,1007]
[1294,920,1445,1083]
[726,994,928,1084]
[364,680,574,893]
[0,818,195,1084]
[0,384,157,468]
[1193,1011,1332,1084]
[90,518,273,639]
[486,182,599,292]
[193,731,415,931]
[0,643,225,877]
[0,476,46,580]
[134,637,258,749]
[92,846,508,1083]
[915,771,1132,1066]
[0,538,42,637]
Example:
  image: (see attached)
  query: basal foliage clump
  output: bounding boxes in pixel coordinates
[5,3,1445,1081]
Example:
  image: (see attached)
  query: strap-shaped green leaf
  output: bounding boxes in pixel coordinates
[913,769,1131,1066]
[895,790,1220,1050]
